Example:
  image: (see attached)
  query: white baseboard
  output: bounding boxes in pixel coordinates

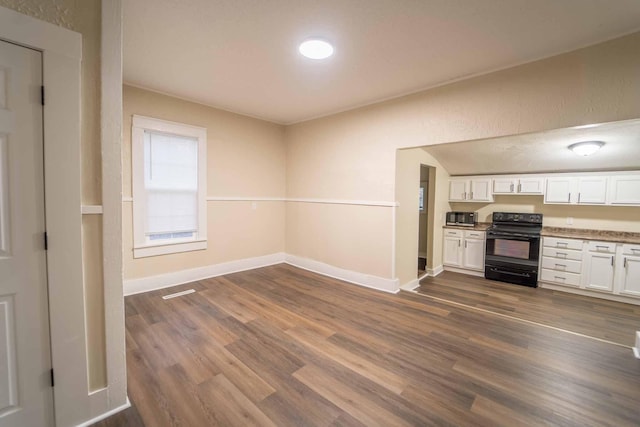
[634,331,640,359]
[443,266,484,277]
[124,252,286,296]
[400,272,430,291]
[427,265,444,277]
[539,283,640,306]
[284,254,399,294]
[76,396,131,427]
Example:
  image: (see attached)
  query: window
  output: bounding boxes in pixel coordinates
[132,115,207,258]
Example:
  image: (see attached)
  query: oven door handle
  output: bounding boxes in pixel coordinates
[488,267,531,278]
[487,233,535,241]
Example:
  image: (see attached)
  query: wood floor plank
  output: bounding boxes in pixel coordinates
[96,264,640,427]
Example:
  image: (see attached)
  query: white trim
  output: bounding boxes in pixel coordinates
[539,282,640,306]
[75,397,131,427]
[101,1,127,418]
[400,272,430,291]
[133,240,207,258]
[284,254,400,294]
[0,6,81,59]
[124,252,286,296]
[128,196,399,207]
[391,202,397,279]
[443,266,484,277]
[0,6,90,426]
[427,265,444,277]
[81,205,103,215]
[287,197,398,207]
[634,331,640,359]
[206,196,285,202]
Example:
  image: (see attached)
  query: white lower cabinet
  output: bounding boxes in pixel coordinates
[616,244,640,297]
[443,229,485,274]
[583,241,616,292]
[540,237,640,302]
[540,237,583,288]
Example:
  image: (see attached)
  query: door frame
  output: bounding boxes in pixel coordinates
[0,6,96,426]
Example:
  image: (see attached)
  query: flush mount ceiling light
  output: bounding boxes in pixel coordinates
[568,141,605,156]
[298,38,334,59]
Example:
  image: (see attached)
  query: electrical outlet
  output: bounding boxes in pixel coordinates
[566,217,573,225]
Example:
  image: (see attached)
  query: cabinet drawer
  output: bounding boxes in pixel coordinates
[540,269,581,287]
[586,241,616,254]
[541,257,582,274]
[464,230,485,239]
[543,237,583,251]
[621,244,640,256]
[444,229,463,238]
[542,247,583,261]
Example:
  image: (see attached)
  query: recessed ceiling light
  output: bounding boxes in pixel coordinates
[568,141,605,156]
[298,39,334,60]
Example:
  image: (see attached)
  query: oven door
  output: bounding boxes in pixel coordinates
[485,231,540,286]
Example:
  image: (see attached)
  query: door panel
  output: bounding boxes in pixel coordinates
[0,40,53,427]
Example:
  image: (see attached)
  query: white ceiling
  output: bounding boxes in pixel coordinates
[123,0,640,125]
[423,118,640,176]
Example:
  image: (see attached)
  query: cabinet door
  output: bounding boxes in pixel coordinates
[583,252,615,292]
[619,256,640,297]
[492,178,515,194]
[449,180,468,201]
[470,179,493,201]
[443,237,462,267]
[518,177,544,194]
[577,177,607,204]
[545,178,574,204]
[463,238,485,271]
[609,175,640,205]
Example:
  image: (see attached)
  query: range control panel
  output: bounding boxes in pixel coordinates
[492,212,543,224]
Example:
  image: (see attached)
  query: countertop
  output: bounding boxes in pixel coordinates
[541,227,640,245]
[443,222,491,231]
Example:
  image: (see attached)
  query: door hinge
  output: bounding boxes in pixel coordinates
[41,86,45,106]
[44,232,48,250]
[50,368,54,387]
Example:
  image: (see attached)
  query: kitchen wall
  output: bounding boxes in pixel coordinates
[123,85,286,281]
[452,196,640,232]
[286,31,640,288]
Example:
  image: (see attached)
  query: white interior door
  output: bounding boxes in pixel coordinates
[0,40,53,427]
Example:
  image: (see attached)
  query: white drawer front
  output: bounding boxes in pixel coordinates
[540,269,581,287]
[541,257,582,274]
[464,230,485,239]
[543,237,583,251]
[586,241,616,254]
[542,247,583,261]
[444,229,463,238]
[621,244,640,256]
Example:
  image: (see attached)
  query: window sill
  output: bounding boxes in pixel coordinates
[133,239,207,258]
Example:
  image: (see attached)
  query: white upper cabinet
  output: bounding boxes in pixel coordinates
[544,177,575,203]
[448,178,493,202]
[448,180,468,201]
[609,175,640,205]
[544,176,607,204]
[493,177,544,195]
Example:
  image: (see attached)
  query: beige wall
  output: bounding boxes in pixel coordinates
[286,32,640,287]
[123,85,286,279]
[452,196,640,232]
[0,0,106,391]
[396,149,451,285]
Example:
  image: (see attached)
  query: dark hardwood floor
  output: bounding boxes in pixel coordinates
[95,264,640,426]
[417,271,640,347]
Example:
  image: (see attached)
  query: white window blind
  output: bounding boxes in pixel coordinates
[132,115,207,258]
[144,131,198,241]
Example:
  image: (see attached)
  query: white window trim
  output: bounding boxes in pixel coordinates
[131,115,207,258]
